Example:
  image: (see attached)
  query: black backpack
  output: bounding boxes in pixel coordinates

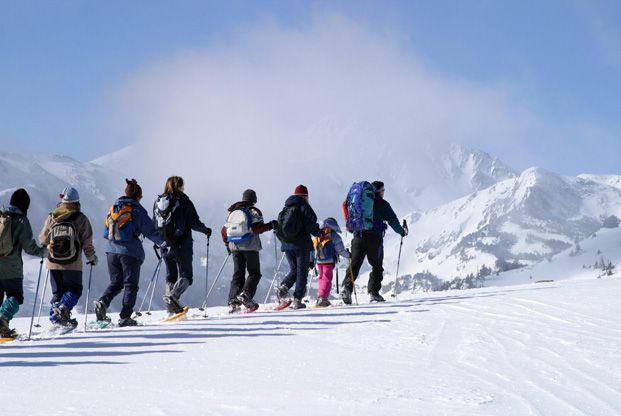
[48,212,82,265]
[277,205,304,243]
[153,193,186,243]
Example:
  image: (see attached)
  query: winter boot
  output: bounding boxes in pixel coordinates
[55,305,78,328]
[315,297,331,308]
[291,298,306,310]
[118,317,138,327]
[340,287,352,305]
[94,300,110,322]
[369,293,385,303]
[228,298,242,314]
[163,295,184,314]
[276,284,289,302]
[237,291,259,312]
[0,314,16,338]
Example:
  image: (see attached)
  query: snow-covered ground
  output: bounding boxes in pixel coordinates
[3,277,620,416]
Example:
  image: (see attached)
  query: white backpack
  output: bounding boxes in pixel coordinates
[225,209,253,243]
[0,214,14,257]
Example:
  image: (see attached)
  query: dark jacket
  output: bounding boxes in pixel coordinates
[369,196,405,237]
[279,195,320,251]
[175,192,210,245]
[220,201,275,252]
[0,205,46,280]
[105,197,164,263]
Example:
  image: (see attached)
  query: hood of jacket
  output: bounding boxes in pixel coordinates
[320,217,342,233]
[227,200,254,213]
[1,205,24,216]
[52,202,80,221]
[284,195,307,208]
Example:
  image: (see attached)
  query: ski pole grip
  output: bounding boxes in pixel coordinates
[402,219,409,236]
[153,244,162,261]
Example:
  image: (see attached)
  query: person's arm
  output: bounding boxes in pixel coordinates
[249,207,275,234]
[332,232,350,259]
[138,206,165,246]
[185,199,211,236]
[78,215,97,263]
[38,215,51,246]
[380,201,406,236]
[19,217,46,258]
[303,205,321,237]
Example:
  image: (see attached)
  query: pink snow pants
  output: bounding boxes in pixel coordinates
[317,263,335,299]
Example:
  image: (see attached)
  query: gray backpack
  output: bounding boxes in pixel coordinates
[0,213,14,257]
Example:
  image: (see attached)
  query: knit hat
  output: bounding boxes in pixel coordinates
[294,184,308,197]
[59,187,80,203]
[125,178,143,200]
[242,189,257,204]
[372,181,385,193]
[10,188,30,214]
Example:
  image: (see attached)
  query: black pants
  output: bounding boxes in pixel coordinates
[100,254,141,319]
[0,278,24,305]
[228,251,262,302]
[346,233,384,295]
[50,269,83,303]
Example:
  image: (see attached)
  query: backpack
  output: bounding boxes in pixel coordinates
[104,202,136,242]
[313,228,335,262]
[0,213,14,257]
[277,205,304,243]
[344,181,376,233]
[153,193,185,243]
[225,208,253,243]
[48,213,81,264]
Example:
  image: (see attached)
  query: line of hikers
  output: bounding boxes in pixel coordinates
[0,177,407,337]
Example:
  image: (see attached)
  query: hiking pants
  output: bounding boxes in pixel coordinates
[281,249,311,300]
[50,269,83,309]
[347,232,384,295]
[317,263,335,300]
[0,278,23,320]
[229,250,262,302]
[164,240,194,300]
[100,253,141,319]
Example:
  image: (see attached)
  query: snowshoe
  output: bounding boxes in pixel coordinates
[118,317,138,327]
[314,297,331,308]
[0,315,17,339]
[274,299,293,311]
[276,285,289,302]
[93,300,110,322]
[369,293,386,303]
[291,298,306,310]
[228,300,242,314]
[163,295,184,314]
[237,291,259,313]
[340,288,352,305]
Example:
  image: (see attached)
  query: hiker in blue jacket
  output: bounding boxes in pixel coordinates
[275,185,321,309]
[94,179,165,327]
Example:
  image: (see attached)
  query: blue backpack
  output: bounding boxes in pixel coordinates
[344,181,375,233]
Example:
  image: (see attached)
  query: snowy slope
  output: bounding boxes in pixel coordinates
[2,277,620,415]
[402,167,621,284]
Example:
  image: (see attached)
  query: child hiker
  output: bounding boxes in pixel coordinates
[311,217,350,307]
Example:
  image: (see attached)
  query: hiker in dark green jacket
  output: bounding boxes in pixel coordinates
[342,181,406,304]
[0,189,47,337]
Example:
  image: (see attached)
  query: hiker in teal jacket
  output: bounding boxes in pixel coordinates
[0,189,47,337]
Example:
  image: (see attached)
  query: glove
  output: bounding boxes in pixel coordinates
[270,220,279,231]
[345,249,351,259]
[87,254,98,266]
[41,246,49,259]
[309,260,315,270]
[205,228,212,238]
[226,243,232,255]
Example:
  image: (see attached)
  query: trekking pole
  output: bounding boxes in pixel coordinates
[200,253,231,310]
[135,258,162,317]
[304,267,317,304]
[391,220,408,300]
[264,252,286,304]
[347,259,359,305]
[199,237,210,312]
[34,270,50,328]
[83,264,94,332]
[335,267,340,295]
[146,245,164,316]
[27,257,45,340]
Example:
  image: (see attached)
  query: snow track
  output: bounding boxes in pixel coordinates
[2,278,620,415]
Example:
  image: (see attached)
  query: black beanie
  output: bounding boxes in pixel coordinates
[10,188,31,214]
[372,181,385,193]
[242,189,257,204]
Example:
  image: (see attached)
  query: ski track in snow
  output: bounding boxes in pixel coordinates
[1,279,620,416]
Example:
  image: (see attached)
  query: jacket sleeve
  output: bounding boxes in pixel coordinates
[332,232,350,259]
[138,206,165,246]
[381,201,405,235]
[38,215,52,246]
[303,205,321,237]
[19,217,46,258]
[249,207,274,234]
[78,215,96,260]
[185,199,210,235]
[220,225,228,244]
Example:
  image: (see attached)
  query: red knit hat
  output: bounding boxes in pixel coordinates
[294,184,308,196]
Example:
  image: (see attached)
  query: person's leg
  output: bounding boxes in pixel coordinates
[228,251,246,303]
[119,255,141,319]
[317,263,334,300]
[164,254,179,298]
[49,269,63,322]
[242,251,262,299]
[366,234,385,295]
[280,251,298,290]
[99,254,124,307]
[58,270,83,311]
[170,249,194,300]
[346,235,367,292]
[0,278,24,320]
[292,249,310,300]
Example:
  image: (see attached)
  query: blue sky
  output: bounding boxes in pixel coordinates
[1,0,620,175]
